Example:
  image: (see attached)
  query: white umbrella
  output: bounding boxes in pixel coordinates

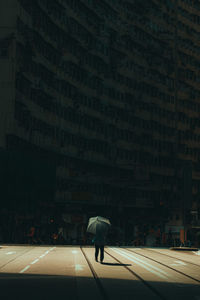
[87,216,111,234]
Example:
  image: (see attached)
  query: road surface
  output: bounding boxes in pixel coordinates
[0,245,200,300]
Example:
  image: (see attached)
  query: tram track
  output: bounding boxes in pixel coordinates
[105,249,168,300]
[123,248,200,284]
[141,248,200,268]
[81,246,168,300]
[80,246,109,300]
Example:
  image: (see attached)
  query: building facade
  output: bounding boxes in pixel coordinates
[1,0,200,239]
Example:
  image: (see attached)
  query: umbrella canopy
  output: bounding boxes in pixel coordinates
[87,216,111,234]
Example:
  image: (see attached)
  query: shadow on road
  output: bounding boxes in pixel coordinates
[0,271,199,300]
[101,262,132,266]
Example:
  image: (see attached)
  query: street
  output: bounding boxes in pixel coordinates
[0,245,200,300]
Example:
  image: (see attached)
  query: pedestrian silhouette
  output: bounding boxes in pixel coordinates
[93,223,107,263]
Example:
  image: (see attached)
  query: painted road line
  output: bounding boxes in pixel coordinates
[19,247,56,273]
[39,247,56,258]
[30,258,39,265]
[6,251,16,255]
[72,250,78,254]
[49,247,56,251]
[116,248,172,277]
[75,264,84,271]
[111,248,169,280]
[19,265,30,273]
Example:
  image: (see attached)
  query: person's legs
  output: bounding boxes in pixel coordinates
[95,245,99,261]
[100,245,104,263]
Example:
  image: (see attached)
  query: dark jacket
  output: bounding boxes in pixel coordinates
[93,230,107,246]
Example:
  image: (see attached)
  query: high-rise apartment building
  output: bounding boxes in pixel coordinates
[1,0,200,234]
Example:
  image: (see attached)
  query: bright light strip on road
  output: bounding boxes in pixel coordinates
[111,248,170,280]
[116,248,172,277]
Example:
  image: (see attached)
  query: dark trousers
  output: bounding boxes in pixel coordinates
[95,244,104,261]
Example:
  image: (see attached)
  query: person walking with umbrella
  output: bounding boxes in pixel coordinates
[93,224,106,263]
[87,216,111,263]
